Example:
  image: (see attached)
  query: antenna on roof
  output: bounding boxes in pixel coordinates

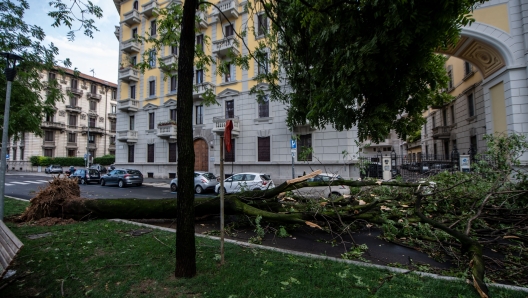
[90,69,95,77]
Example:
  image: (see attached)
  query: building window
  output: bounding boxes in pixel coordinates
[68,133,76,143]
[225,100,234,118]
[195,105,203,124]
[258,52,268,75]
[69,96,77,106]
[147,144,154,162]
[44,148,53,157]
[225,139,235,162]
[171,45,178,55]
[170,109,177,121]
[89,117,96,128]
[132,27,138,38]
[68,149,76,157]
[91,84,97,94]
[447,69,453,90]
[464,61,472,76]
[149,80,156,96]
[110,121,116,132]
[109,150,115,155]
[131,55,137,66]
[258,136,270,162]
[150,20,157,36]
[170,75,177,92]
[130,85,136,99]
[258,14,267,36]
[149,50,156,68]
[110,136,116,144]
[443,140,449,159]
[169,143,177,162]
[196,34,204,51]
[89,100,97,111]
[111,105,117,113]
[45,131,54,142]
[196,69,203,84]
[20,148,24,160]
[69,114,77,126]
[450,105,455,125]
[88,135,95,143]
[442,109,447,126]
[470,135,477,152]
[112,89,117,100]
[128,145,135,162]
[433,143,438,159]
[224,63,232,82]
[48,72,56,81]
[129,115,135,130]
[467,93,475,117]
[225,24,234,37]
[12,148,16,161]
[71,78,78,89]
[133,0,138,10]
[149,112,155,129]
[45,113,54,122]
[258,95,269,118]
[298,134,312,161]
[432,115,436,129]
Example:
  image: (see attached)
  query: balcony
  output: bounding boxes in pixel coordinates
[42,141,55,148]
[156,124,177,139]
[66,142,77,148]
[121,38,140,53]
[212,116,240,137]
[117,130,139,143]
[160,54,178,70]
[109,143,116,150]
[107,112,117,119]
[210,0,239,22]
[432,126,452,139]
[87,143,97,149]
[117,99,139,112]
[87,92,102,101]
[81,126,105,135]
[168,0,183,7]
[212,36,239,57]
[41,121,65,131]
[67,125,79,130]
[65,105,82,113]
[406,140,422,149]
[122,9,141,27]
[141,0,158,17]
[197,10,208,29]
[119,67,139,82]
[66,87,83,96]
[193,82,215,99]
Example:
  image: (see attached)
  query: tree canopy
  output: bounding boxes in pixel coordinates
[0,0,102,138]
[252,0,485,142]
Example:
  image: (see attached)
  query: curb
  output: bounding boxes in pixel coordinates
[109,219,528,294]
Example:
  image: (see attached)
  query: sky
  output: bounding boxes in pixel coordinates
[23,0,120,83]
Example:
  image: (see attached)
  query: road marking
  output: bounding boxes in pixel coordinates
[5,183,13,186]
[36,180,49,183]
[10,182,31,185]
[25,181,47,184]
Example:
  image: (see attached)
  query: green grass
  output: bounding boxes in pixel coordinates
[1,197,526,297]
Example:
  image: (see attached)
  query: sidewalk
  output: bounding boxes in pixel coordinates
[6,170,173,188]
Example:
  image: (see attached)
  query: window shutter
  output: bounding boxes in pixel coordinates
[258,137,270,161]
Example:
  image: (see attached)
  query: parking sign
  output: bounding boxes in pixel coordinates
[291,139,297,153]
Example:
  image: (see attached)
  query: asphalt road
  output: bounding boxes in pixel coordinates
[4,174,215,200]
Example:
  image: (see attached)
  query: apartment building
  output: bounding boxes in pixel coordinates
[421,0,528,163]
[113,0,386,180]
[6,68,118,171]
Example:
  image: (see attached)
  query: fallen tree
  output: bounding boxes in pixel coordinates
[14,135,528,297]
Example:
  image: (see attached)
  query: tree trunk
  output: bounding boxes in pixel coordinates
[175,0,198,278]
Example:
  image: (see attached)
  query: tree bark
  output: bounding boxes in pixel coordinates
[175,0,198,278]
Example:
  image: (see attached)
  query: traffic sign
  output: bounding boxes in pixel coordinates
[6,154,9,160]
[291,139,297,153]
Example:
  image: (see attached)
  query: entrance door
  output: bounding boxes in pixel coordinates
[194,139,208,171]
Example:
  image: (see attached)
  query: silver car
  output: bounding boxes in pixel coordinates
[292,173,350,199]
[170,171,218,194]
[100,168,144,188]
[215,172,275,194]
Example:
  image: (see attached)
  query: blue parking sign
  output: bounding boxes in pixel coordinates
[291,139,297,149]
[6,154,9,160]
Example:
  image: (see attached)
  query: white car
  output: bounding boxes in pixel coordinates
[215,172,275,194]
[292,173,350,199]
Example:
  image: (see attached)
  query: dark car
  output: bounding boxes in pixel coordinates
[44,165,63,174]
[100,168,144,188]
[69,168,101,184]
[89,164,108,174]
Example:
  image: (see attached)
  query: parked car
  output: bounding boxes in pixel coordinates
[360,163,400,179]
[100,168,144,188]
[170,171,218,194]
[292,173,350,199]
[69,168,101,184]
[215,172,274,194]
[89,164,107,174]
[44,165,63,174]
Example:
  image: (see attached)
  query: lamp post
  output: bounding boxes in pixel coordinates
[83,113,91,168]
[0,52,23,221]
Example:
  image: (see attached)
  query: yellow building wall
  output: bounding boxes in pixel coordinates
[446,56,483,95]
[490,82,507,135]
[473,4,509,33]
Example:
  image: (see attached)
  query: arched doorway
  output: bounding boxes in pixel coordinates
[194,139,208,171]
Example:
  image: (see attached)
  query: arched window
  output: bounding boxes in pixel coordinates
[133,1,138,10]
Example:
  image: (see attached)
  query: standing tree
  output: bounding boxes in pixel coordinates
[0,0,102,138]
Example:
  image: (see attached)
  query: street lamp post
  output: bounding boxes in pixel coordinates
[0,52,23,221]
[83,113,90,168]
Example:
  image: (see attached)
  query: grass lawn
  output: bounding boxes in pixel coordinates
[1,197,526,297]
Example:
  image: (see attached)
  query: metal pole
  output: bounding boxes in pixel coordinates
[86,114,90,168]
[292,152,295,178]
[0,80,13,220]
[220,136,225,264]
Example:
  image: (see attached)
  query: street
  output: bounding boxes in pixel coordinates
[4,173,215,200]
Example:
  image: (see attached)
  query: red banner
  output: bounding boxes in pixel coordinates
[224,120,233,152]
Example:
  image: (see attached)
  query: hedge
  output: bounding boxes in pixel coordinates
[29,155,115,167]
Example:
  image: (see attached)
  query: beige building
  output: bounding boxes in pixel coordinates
[6,68,118,171]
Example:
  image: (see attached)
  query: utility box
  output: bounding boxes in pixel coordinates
[460,155,470,172]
